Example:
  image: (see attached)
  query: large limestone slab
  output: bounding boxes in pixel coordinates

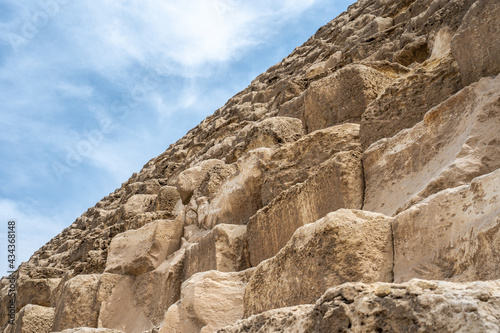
[261,123,361,206]
[364,74,500,216]
[176,159,225,204]
[451,0,500,86]
[99,248,186,333]
[222,280,500,333]
[184,224,249,281]
[194,148,272,229]
[247,150,364,266]
[360,53,462,149]
[304,64,393,132]
[225,117,304,163]
[394,168,500,283]
[244,209,393,316]
[12,305,54,333]
[160,269,254,333]
[105,219,183,276]
[52,274,123,332]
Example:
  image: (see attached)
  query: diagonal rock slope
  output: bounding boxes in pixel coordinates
[1,0,499,332]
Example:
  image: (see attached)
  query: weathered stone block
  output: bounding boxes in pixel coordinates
[244,209,393,316]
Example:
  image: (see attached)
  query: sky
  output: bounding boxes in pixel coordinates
[0,0,355,277]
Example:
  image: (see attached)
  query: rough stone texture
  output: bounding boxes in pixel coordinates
[55,329,125,333]
[225,117,304,163]
[247,149,364,266]
[361,49,463,149]
[160,269,254,333]
[192,148,272,229]
[105,219,183,276]
[52,274,123,332]
[16,277,60,310]
[261,123,361,206]
[245,209,393,316]
[184,224,249,281]
[10,305,54,333]
[98,248,186,333]
[221,280,500,333]
[451,0,500,86]
[304,64,393,132]
[394,168,500,283]
[176,159,225,204]
[364,74,500,216]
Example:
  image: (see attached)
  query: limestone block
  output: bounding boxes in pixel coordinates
[261,123,361,206]
[304,64,393,132]
[105,219,183,276]
[52,274,123,332]
[160,270,254,333]
[364,74,500,216]
[176,159,225,204]
[196,148,272,229]
[247,150,364,266]
[222,280,500,333]
[360,55,462,149]
[451,0,500,86]
[16,277,60,310]
[394,168,500,282]
[154,186,181,213]
[13,305,54,333]
[226,117,304,163]
[184,224,248,281]
[99,248,186,333]
[244,209,393,316]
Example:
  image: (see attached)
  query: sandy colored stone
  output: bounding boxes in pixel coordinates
[451,0,500,86]
[99,248,186,333]
[160,270,254,333]
[154,186,181,213]
[11,305,54,333]
[184,224,249,281]
[195,148,272,229]
[247,150,364,266]
[105,219,182,276]
[394,168,500,283]
[364,74,500,216]
[52,274,123,332]
[222,280,500,333]
[244,209,393,316]
[360,52,462,149]
[15,277,60,310]
[55,329,125,333]
[261,123,361,206]
[225,117,304,163]
[176,159,225,204]
[303,64,393,132]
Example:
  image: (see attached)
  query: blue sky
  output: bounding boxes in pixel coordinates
[0,0,355,276]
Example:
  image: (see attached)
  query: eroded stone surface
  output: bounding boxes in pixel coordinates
[184,224,249,281]
[244,209,393,316]
[247,149,364,266]
[364,74,500,216]
[451,0,500,86]
[221,280,500,333]
[11,305,54,333]
[52,274,123,332]
[105,219,183,276]
[304,64,393,132]
[160,269,254,333]
[394,168,500,283]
